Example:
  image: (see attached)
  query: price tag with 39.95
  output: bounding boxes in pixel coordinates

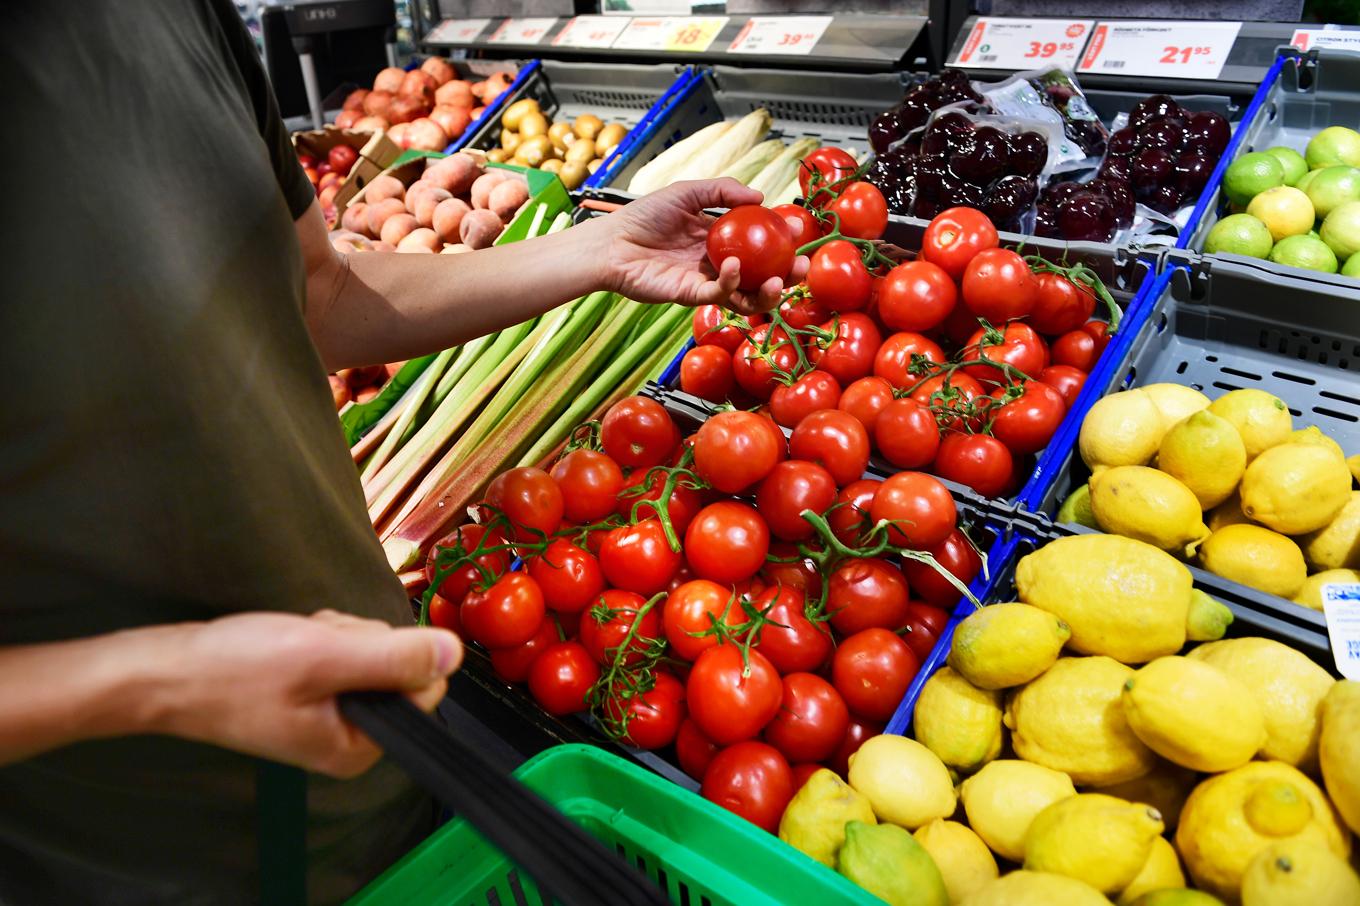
[952,18,1093,70]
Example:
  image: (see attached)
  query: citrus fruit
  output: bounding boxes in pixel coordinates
[1265,145,1309,185]
[1320,680,1360,835]
[1157,409,1247,509]
[1303,165,1360,218]
[1203,213,1273,258]
[913,667,1004,773]
[1344,252,1360,276]
[1097,760,1199,833]
[847,735,956,830]
[1305,125,1360,170]
[1297,490,1360,571]
[958,871,1109,906]
[1198,523,1308,599]
[1024,793,1164,894]
[1288,425,1346,460]
[913,820,998,904]
[1224,152,1286,207]
[1241,839,1360,906]
[1122,655,1266,772]
[1295,568,1360,610]
[1240,442,1352,534]
[1141,383,1211,433]
[836,820,949,906]
[1247,186,1316,240]
[1078,389,1165,473]
[1207,388,1292,460]
[1118,836,1187,905]
[959,760,1077,862]
[1270,234,1340,272]
[1320,199,1360,261]
[778,769,876,866]
[1089,465,1211,557]
[947,602,1071,690]
[1057,483,1098,529]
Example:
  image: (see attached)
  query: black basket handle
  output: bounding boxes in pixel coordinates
[339,691,668,906]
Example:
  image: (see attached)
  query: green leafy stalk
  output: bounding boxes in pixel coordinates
[341,354,438,447]
[359,347,456,483]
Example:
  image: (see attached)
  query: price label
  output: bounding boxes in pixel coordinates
[613,17,670,51]
[1078,20,1241,80]
[664,16,729,52]
[728,16,832,56]
[486,17,556,46]
[1322,583,1360,680]
[1291,28,1360,53]
[952,18,1093,70]
[553,15,629,48]
[425,18,490,44]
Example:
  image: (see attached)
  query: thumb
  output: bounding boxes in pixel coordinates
[319,626,463,693]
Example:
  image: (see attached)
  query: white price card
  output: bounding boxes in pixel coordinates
[553,15,630,49]
[728,16,833,56]
[425,18,490,44]
[1078,20,1241,80]
[1322,583,1360,680]
[952,18,1093,70]
[486,18,556,46]
[613,17,670,51]
[1291,28,1360,53]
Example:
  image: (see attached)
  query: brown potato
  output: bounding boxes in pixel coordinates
[540,158,564,175]
[460,208,503,249]
[413,187,452,228]
[587,158,603,174]
[558,161,588,190]
[565,139,596,165]
[397,228,441,253]
[502,98,540,132]
[470,170,511,209]
[340,202,370,236]
[518,112,549,139]
[573,114,603,141]
[500,129,521,154]
[514,135,552,167]
[547,121,574,151]
[365,174,406,204]
[365,198,408,237]
[487,179,530,223]
[380,212,419,246]
[595,123,627,157]
[432,197,472,243]
[486,148,510,163]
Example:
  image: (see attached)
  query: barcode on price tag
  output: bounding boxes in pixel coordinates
[728,16,832,56]
[1078,20,1241,80]
[426,18,490,44]
[553,15,629,48]
[486,17,556,46]
[952,18,1093,70]
[1291,28,1360,53]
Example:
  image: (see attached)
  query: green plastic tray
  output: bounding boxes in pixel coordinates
[349,744,874,905]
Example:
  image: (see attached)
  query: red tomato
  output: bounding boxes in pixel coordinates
[615,471,703,536]
[933,433,1014,497]
[693,410,784,494]
[902,528,983,608]
[680,345,735,403]
[838,376,895,435]
[1082,319,1111,353]
[676,717,720,780]
[751,586,833,674]
[829,717,883,778]
[760,542,823,600]
[664,579,745,662]
[1030,272,1097,335]
[828,182,888,241]
[961,247,1039,322]
[601,397,679,470]
[526,539,604,613]
[990,381,1067,455]
[777,291,834,331]
[941,298,984,346]
[791,763,822,791]
[692,304,759,353]
[769,370,841,429]
[763,673,851,764]
[1039,365,1087,408]
[920,207,1000,279]
[909,371,987,433]
[483,467,563,541]
[460,573,546,648]
[732,325,801,400]
[874,332,946,390]
[798,146,859,198]
[598,520,682,595]
[578,589,661,667]
[1051,330,1098,371]
[771,203,822,246]
[424,524,511,604]
[685,502,771,585]
[902,601,949,662]
[527,641,599,715]
[755,461,838,542]
[606,673,686,750]
[874,397,941,470]
[810,312,882,385]
[831,628,919,722]
[687,644,783,745]
[828,478,880,545]
[488,616,558,683]
[550,450,624,524]
[806,240,872,312]
[700,741,795,834]
[827,557,911,635]
[877,260,958,333]
[706,205,795,292]
[428,592,462,636]
[789,409,871,487]
[962,322,1049,387]
[870,472,956,549]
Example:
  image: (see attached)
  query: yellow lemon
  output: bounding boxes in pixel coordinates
[1208,388,1293,461]
[1198,523,1307,599]
[1080,389,1165,473]
[1141,383,1212,434]
[1128,891,1225,906]
[1288,425,1346,460]
[848,735,956,830]
[1298,491,1360,571]
[1121,656,1266,772]
[913,667,1004,774]
[1348,453,1360,483]
[1241,840,1360,906]
[959,870,1111,906]
[1247,185,1317,241]
[1117,836,1187,905]
[1058,483,1099,528]
[947,602,1071,690]
[1157,410,1248,509]
[1294,568,1360,610]
[913,820,998,903]
[1024,793,1165,894]
[959,759,1076,862]
[777,768,877,867]
[1207,489,1252,532]
[1240,443,1352,535]
[1089,466,1211,557]
[1320,680,1360,835]
[836,821,949,906]
[1096,760,1199,832]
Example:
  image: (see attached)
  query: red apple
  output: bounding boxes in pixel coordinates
[318,171,343,191]
[297,153,317,169]
[328,144,359,175]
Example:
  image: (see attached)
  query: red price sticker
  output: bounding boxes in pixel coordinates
[553,15,629,48]
[1078,20,1240,79]
[951,18,1093,70]
[728,16,832,56]
[486,17,557,46]
[425,18,490,44]
[1291,28,1360,52]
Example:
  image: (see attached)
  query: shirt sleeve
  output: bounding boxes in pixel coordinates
[215,0,316,220]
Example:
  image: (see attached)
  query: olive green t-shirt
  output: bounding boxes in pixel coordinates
[0,2,432,902]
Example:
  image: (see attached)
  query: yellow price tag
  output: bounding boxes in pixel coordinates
[663,16,728,52]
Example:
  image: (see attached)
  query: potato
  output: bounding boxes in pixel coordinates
[573,114,603,141]
[518,112,549,139]
[380,212,419,246]
[470,170,511,209]
[413,187,452,228]
[488,179,530,223]
[540,158,564,175]
[459,208,503,249]
[397,228,441,253]
[432,197,472,243]
[365,174,406,204]
[441,243,473,254]
[340,202,370,236]
[486,148,510,163]
[565,139,596,165]
[547,121,574,151]
[502,98,540,132]
[514,135,552,168]
[365,197,407,237]
[500,129,521,154]
[558,161,588,190]
[423,152,480,196]
[587,158,603,174]
[595,123,627,157]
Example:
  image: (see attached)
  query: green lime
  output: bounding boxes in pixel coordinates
[1224,153,1286,207]
[1343,252,1360,277]
[1205,213,1274,258]
[1304,165,1360,218]
[1296,168,1323,194]
[1264,146,1309,186]
[1320,200,1360,262]
[1306,126,1360,170]
[1269,234,1339,273]
[1247,186,1315,241]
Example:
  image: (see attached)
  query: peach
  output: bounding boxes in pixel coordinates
[380,213,419,246]
[423,152,480,196]
[441,243,473,254]
[362,89,393,117]
[364,174,405,204]
[366,198,407,237]
[435,80,474,108]
[318,171,343,191]
[487,179,529,224]
[318,183,341,208]
[373,67,405,94]
[397,228,441,253]
[404,180,434,215]
[470,170,511,210]
[413,187,452,228]
[459,208,503,250]
[340,202,370,236]
[431,197,472,243]
[420,57,456,86]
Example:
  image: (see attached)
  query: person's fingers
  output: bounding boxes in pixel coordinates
[315,625,463,693]
[679,177,763,211]
[408,677,449,713]
[743,276,786,315]
[788,254,811,283]
[311,609,382,630]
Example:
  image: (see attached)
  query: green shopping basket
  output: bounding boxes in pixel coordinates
[350,742,875,905]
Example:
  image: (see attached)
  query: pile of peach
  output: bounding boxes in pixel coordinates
[335,59,514,152]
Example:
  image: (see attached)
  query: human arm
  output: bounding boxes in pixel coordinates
[0,611,461,777]
[298,178,808,371]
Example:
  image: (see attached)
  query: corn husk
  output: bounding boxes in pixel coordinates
[670,108,772,184]
[748,137,818,202]
[717,139,785,185]
[626,120,733,195]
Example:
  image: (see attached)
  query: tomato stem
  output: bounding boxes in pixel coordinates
[1023,256,1123,333]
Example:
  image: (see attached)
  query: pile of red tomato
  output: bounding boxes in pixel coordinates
[687,156,1117,498]
[423,393,985,834]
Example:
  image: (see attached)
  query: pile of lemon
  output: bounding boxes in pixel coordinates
[778,535,1360,905]
[1061,383,1360,609]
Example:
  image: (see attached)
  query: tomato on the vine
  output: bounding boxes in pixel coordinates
[706,205,795,292]
[424,523,511,604]
[488,616,559,683]
[601,397,679,470]
[664,579,744,662]
[693,304,760,353]
[806,240,872,312]
[687,644,783,745]
[828,181,888,241]
[933,432,1014,497]
[1051,328,1097,371]
[777,291,833,331]
[831,628,919,722]
[829,717,883,778]
[789,409,871,487]
[700,741,794,834]
[598,519,682,595]
[870,472,956,549]
[483,467,563,541]
[763,673,851,764]
[751,585,831,674]
[460,573,546,649]
[909,371,986,433]
[1030,271,1097,335]
[732,325,801,400]
[579,589,661,666]
[989,381,1067,455]
[676,717,719,780]
[920,207,999,279]
[550,450,624,524]
[759,543,823,600]
[769,370,841,428]
[693,410,784,494]
[685,501,771,585]
[527,539,604,613]
[755,460,837,542]
[902,601,949,662]
[605,672,686,750]
[798,146,858,198]
[680,345,735,403]
[902,528,982,608]
[838,376,895,435]
[877,260,958,333]
[962,322,1049,387]
[1038,365,1087,408]
[827,478,880,545]
[527,641,599,715]
[810,312,881,385]
[961,247,1039,322]
[615,470,703,536]
[771,203,822,246]
[827,557,911,636]
[427,592,462,636]
[874,331,945,390]
[874,397,941,470]
[1082,319,1111,352]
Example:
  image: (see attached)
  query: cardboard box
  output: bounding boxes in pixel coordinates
[292,128,403,224]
